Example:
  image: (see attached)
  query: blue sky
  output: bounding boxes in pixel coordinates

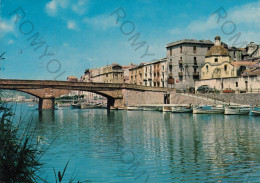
[1,0,260,80]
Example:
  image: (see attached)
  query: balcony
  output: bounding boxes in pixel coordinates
[169,62,173,67]
[168,73,173,78]
[179,60,183,65]
[178,72,183,77]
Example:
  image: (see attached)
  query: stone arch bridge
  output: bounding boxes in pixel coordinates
[0,79,172,109]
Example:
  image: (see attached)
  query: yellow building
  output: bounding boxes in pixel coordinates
[201,36,237,79]
[83,63,124,83]
[129,63,145,85]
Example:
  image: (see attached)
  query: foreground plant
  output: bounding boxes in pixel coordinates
[0,102,45,183]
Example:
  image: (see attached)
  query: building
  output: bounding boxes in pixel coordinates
[82,63,124,83]
[129,58,167,87]
[166,39,214,89]
[67,76,78,82]
[122,63,137,83]
[129,63,145,85]
[201,36,238,80]
[228,47,244,61]
[245,42,260,58]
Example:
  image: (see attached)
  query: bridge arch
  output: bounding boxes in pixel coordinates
[1,88,121,110]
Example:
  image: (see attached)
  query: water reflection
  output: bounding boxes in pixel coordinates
[11,104,260,182]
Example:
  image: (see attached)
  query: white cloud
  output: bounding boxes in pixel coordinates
[8,39,14,45]
[72,0,88,15]
[0,17,14,38]
[67,20,78,30]
[45,0,70,16]
[169,0,260,44]
[83,14,118,30]
[185,0,260,33]
[45,0,87,16]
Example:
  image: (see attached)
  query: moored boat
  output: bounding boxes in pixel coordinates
[193,105,224,114]
[110,106,118,110]
[127,106,142,111]
[249,106,260,116]
[143,106,159,111]
[163,106,172,112]
[224,105,250,115]
[57,103,71,107]
[172,105,193,113]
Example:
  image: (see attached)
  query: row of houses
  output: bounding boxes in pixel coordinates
[67,36,260,91]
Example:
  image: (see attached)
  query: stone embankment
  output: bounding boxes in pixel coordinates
[171,93,260,106]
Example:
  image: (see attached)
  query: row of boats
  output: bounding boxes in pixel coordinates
[58,102,106,109]
[126,105,260,116]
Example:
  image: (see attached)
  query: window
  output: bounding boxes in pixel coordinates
[170,49,172,56]
[208,47,210,51]
[236,82,238,87]
[215,58,218,62]
[206,65,209,71]
[180,46,182,54]
[224,65,227,71]
[193,46,197,53]
[162,65,164,70]
[194,57,197,65]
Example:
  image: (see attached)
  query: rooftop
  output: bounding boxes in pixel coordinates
[206,45,229,57]
[166,39,213,48]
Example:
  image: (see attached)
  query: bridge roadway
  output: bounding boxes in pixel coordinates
[0,79,172,109]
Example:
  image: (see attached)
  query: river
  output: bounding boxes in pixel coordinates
[11,103,260,182]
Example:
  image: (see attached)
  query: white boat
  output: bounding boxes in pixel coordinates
[224,105,250,115]
[172,105,193,113]
[117,107,126,110]
[28,104,34,107]
[143,106,159,111]
[249,106,260,116]
[110,106,118,110]
[127,106,142,111]
[163,106,172,112]
[57,103,71,107]
[193,105,224,114]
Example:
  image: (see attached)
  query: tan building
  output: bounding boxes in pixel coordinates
[83,63,124,83]
[201,36,238,80]
[129,58,167,87]
[122,63,137,83]
[67,76,78,82]
[129,63,145,85]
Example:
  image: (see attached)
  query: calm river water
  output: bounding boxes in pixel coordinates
[12,103,260,182]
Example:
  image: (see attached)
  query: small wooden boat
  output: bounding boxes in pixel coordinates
[163,106,172,112]
[110,106,118,110]
[172,105,193,113]
[249,106,260,116]
[118,107,127,110]
[193,105,224,114]
[57,103,71,107]
[71,101,81,109]
[143,106,159,111]
[127,106,142,111]
[224,105,250,115]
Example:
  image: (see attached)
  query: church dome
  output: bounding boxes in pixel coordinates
[206,45,229,57]
[206,36,229,57]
